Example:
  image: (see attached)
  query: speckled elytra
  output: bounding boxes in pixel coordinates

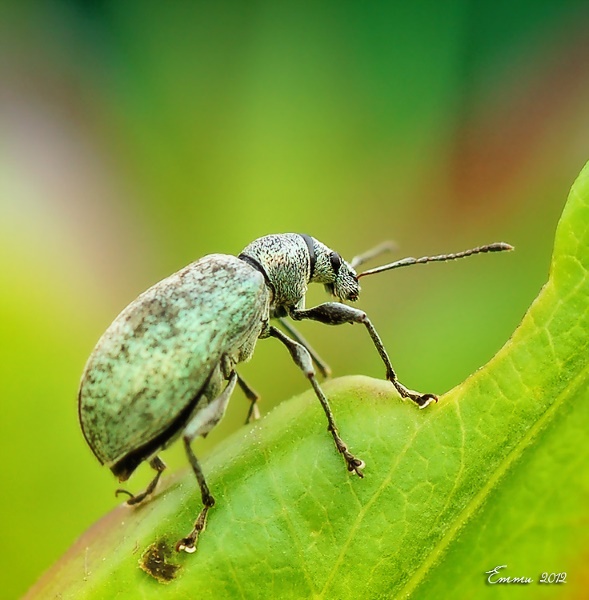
[78,233,512,552]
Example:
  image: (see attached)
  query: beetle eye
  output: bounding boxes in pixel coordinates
[329,252,342,273]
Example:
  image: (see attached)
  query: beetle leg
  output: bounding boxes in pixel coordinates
[115,456,166,505]
[176,439,215,554]
[277,317,331,378]
[269,326,364,478]
[290,303,438,408]
[236,372,261,423]
[176,371,238,553]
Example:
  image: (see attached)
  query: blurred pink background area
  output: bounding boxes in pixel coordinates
[1,2,589,597]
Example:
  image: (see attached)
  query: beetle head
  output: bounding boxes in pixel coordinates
[311,240,360,302]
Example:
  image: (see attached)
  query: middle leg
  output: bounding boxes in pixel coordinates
[277,317,332,378]
[269,326,364,477]
[237,372,261,424]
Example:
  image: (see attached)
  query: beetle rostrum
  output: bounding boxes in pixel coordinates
[78,233,513,553]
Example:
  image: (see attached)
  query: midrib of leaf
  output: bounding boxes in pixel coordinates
[398,342,589,598]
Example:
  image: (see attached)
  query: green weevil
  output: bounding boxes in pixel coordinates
[78,233,512,552]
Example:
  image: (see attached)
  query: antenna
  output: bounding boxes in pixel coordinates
[357,242,513,278]
[350,241,397,269]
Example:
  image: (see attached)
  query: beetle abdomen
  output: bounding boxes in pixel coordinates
[78,254,269,472]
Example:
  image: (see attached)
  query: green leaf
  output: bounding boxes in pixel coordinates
[27,163,589,599]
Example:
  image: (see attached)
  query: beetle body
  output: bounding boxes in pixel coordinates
[78,232,512,552]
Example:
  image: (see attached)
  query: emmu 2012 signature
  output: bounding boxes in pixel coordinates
[485,565,566,585]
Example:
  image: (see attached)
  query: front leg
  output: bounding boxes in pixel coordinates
[290,303,437,408]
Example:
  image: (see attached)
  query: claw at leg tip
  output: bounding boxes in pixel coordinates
[419,394,439,409]
[176,539,196,553]
[347,458,365,477]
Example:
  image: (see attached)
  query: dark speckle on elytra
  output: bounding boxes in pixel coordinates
[139,539,181,584]
[127,387,148,409]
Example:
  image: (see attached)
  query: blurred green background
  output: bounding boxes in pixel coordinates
[1,1,589,597]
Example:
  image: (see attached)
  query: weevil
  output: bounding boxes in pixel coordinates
[78,233,512,552]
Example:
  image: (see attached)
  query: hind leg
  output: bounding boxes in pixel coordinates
[115,456,166,505]
[176,371,238,553]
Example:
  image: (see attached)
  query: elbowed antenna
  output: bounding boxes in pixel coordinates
[357,242,514,278]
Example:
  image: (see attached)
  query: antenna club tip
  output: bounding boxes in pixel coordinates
[493,242,514,252]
